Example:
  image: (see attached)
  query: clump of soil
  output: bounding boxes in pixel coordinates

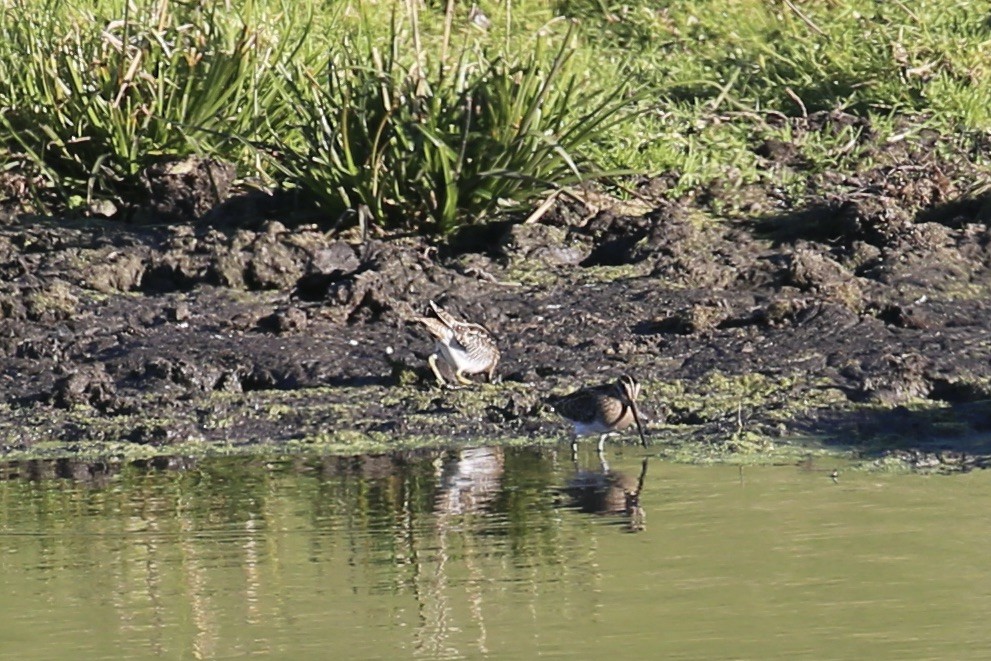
[140,157,237,221]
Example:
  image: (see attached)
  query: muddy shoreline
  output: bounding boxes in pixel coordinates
[2,117,990,473]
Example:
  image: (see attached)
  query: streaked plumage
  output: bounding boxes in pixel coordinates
[414,300,499,387]
[549,374,648,454]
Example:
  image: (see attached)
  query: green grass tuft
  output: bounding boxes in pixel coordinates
[275,5,634,234]
[0,0,987,229]
[0,0,298,208]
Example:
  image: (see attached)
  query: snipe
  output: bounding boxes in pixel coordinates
[414,300,499,387]
[549,374,648,455]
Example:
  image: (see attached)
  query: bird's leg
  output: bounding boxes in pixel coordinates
[427,354,448,387]
[455,370,475,386]
[596,436,610,471]
[628,506,646,532]
[571,436,579,462]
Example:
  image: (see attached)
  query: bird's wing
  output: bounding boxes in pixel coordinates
[550,388,606,424]
[415,316,452,341]
[428,301,460,329]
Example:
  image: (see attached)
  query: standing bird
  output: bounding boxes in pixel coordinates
[549,374,648,456]
[414,300,500,387]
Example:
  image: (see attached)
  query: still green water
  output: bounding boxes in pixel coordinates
[0,448,989,660]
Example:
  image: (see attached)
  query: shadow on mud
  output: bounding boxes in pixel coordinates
[797,400,991,471]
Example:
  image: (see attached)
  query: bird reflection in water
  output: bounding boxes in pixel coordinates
[563,456,649,532]
[434,446,505,515]
[413,446,506,658]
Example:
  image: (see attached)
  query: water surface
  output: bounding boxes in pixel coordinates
[1,448,989,659]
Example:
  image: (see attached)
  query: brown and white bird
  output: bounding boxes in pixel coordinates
[414,300,500,387]
[549,374,648,455]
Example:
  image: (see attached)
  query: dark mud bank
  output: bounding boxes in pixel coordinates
[2,143,991,471]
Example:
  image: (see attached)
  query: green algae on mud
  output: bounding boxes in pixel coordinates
[2,369,988,474]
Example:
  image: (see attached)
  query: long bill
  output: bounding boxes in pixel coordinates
[630,402,648,448]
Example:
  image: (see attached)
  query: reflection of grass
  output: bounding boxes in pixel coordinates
[0,447,576,659]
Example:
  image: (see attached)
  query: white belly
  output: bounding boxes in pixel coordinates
[573,420,614,436]
[437,341,488,374]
